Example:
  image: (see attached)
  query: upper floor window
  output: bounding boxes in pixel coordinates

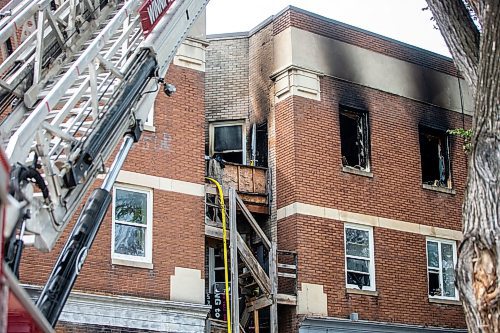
[112,185,153,265]
[209,121,246,164]
[427,238,458,300]
[419,127,451,188]
[344,224,376,291]
[339,107,370,172]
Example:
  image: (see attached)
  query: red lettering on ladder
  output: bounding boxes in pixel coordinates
[139,0,174,37]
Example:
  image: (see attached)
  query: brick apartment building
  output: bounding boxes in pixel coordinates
[7,4,473,333]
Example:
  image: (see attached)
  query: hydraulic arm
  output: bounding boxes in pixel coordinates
[1,0,209,329]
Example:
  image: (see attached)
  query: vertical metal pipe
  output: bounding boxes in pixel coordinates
[101,134,134,192]
[37,134,136,327]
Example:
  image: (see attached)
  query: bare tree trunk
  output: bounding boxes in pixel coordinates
[426,0,500,332]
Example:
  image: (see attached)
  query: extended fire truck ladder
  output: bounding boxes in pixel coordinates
[0,0,208,329]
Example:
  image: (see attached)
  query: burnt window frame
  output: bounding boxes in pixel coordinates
[339,106,371,172]
[209,120,246,165]
[418,126,452,189]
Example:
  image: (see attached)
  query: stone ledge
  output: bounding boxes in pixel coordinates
[112,258,153,270]
[429,297,461,306]
[346,288,379,297]
[342,166,373,178]
[422,184,456,195]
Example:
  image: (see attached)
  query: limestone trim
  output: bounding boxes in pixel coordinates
[273,66,322,103]
[272,26,474,115]
[173,37,208,72]
[170,267,205,304]
[277,202,462,240]
[297,282,328,316]
[346,288,379,297]
[98,170,205,197]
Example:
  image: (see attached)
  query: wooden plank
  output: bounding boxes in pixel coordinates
[253,167,267,193]
[236,194,271,249]
[209,247,215,293]
[229,188,240,333]
[240,306,250,328]
[236,234,271,295]
[277,272,297,279]
[246,295,273,312]
[206,227,274,293]
[276,293,297,305]
[277,263,296,270]
[205,224,226,239]
[254,309,260,333]
[269,243,278,333]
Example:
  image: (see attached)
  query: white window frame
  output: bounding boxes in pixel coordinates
[426,237,458,300]
[111,184,153,268]
[344,223,376,291]
[209,120,246,164]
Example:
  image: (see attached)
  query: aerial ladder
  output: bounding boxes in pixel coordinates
[0,0,208,330]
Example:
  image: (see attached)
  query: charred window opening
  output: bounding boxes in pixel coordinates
[419,127,451,188]
[210,121,245,164]
[339,107,370,171]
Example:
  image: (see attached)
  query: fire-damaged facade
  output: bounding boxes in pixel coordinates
[14,5,472,333]
[203,5,472,333]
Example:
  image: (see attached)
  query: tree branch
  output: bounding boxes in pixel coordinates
[425,0,480,94]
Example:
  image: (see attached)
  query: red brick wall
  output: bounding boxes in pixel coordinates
[274,74,470,329]
[20,64,206,301]
[293,214,466,328]
[273,7,459,77]
[276,76,471,231]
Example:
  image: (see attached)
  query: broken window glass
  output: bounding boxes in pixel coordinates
[427,240,457,299]
[339,107,370,171]
[345,226,375,290]
[210,122,244,164]
[419,127,451,188]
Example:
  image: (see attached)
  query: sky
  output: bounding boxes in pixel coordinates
[206,0,451,57]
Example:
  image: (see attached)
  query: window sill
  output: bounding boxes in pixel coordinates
[342,167,373,178]
[143,124,156,132]
[422,184,456,195]
[346,288,378,297]
[429,297,461,306]
[112,258,153,269]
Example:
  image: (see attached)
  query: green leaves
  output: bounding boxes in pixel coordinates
[447,128,473,153]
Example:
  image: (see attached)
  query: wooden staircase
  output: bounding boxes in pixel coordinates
[205,184,297,333]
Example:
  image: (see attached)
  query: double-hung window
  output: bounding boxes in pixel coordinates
[344,224,376,291]
[426,238,458,300]
[112,185,153,266]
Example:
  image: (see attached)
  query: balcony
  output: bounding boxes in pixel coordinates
[206,159,269,215]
